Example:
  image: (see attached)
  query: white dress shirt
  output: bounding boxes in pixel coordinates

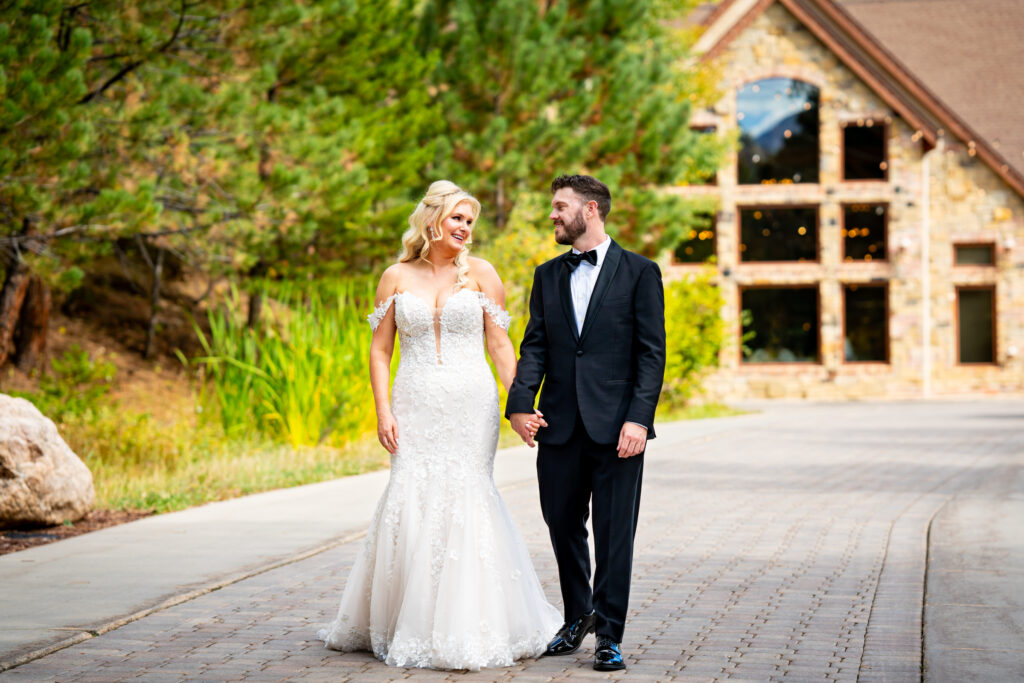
[569,236,612,335]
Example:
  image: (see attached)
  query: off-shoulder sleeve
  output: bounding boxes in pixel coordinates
[476,291,512,332]
[367,293,398,332]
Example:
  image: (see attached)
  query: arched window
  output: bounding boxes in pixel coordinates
[737,78,819,184]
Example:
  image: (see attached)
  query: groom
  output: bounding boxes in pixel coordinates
[507,175,666,672]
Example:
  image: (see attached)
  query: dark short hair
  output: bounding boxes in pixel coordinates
[551,174,611,221]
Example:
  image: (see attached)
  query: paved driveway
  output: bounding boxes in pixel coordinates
[1,401,1021,681]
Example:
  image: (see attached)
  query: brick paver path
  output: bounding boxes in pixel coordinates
[3,401,1020,682]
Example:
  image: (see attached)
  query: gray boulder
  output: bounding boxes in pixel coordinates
[0,394,95,528]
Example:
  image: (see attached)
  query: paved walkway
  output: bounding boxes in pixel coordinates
[0,401,1021,681]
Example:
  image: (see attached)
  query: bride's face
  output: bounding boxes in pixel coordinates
[436,201,475,253]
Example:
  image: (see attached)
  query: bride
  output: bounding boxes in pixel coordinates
[317,181,561,670]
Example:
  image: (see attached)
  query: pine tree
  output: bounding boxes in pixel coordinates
[1,0,442,359]
[207,0,443,323]
[418,0,724,254]
[0,1,96,367]
[0,1,240,364]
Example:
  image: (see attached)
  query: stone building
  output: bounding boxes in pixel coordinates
[670,0,1024,400]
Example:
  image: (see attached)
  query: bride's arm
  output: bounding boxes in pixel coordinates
[369,266,400,454]
[472,258,517,393]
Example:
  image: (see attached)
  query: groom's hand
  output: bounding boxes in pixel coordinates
[617,422,648,458]
[511,411,547,448]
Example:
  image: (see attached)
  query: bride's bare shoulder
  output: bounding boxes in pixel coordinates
[376,263,408,297]
[467,257,506,306]
[468,257,502,285]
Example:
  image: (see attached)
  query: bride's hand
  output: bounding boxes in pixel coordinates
[377,411,399,454]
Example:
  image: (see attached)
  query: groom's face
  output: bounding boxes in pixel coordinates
[550,188,588,245]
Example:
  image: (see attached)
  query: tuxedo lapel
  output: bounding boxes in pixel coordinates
[557,253,580,342]
[579,240,622,344]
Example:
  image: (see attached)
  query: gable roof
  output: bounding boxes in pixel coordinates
[694,0,1024,198]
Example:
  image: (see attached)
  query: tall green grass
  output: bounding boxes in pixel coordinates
[193,281,379,448]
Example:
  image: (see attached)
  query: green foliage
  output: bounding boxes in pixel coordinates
[9,335,386,514]
[661,270,726,407]
[50,402,386,513]
[193,281,378,448]
[419,0,726,254]
[3,0,723,331]
[215,0,444,281]
[75,408,387,512]
[0,1,94,238]
[2,0,724,286]
[11,344,116,421]
[740,307,756,358]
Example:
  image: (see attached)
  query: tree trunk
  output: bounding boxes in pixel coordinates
[14,276,51,371]
[247,258,267,329]
[143,247,164,359]
[0,260,31,368]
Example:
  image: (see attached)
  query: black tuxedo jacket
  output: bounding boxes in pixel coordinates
[506,239,667,446]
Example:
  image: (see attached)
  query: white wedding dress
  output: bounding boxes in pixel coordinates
[317,287,561,671]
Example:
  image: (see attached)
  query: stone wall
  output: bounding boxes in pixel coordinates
[666,2,1024,401]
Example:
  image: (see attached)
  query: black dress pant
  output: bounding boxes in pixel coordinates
[536,414,644,643]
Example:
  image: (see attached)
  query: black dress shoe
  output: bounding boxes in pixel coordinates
[594,635,625,671]
[543,611,595,656]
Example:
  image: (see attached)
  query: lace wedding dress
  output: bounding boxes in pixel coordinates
[317,287,561,671]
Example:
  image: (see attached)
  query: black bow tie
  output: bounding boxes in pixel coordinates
[564,250,598,270]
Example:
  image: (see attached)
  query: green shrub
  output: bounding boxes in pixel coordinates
[193,280,379,448]
[11,344,116,421]
[662,269,725,407]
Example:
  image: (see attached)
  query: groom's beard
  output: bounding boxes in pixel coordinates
[554,210,587,245]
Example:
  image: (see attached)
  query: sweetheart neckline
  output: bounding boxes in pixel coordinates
[367,288,510,334]
[395,288,479,315]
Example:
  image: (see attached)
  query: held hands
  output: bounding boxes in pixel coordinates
[617,422,648,459]
[510,411,548,448]
[377,410,399,454]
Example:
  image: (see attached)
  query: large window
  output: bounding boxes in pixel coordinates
[742,287,819,363]
[843,204,887,261]
[844,285,888,362]
[737,78,819,184]
[740,206,818,262]
[674,213,716,263]
[957,287,995,363]
[842,120,887,180]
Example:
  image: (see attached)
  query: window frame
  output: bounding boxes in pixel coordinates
[737,204,820,264]
[840,119,889,182]
[953,241,997,266]
[955,285,997,365]
[673,211,718,265]
[841,283,890,364]
[841,202,889,263]
[738,284,822,365]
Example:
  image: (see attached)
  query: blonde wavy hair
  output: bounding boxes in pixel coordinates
[399,180,481,289]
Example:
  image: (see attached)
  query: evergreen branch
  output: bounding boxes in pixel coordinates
[88,51,134,63]
[78,60,144,104]
[78,0,189,104]
[0,219,240,250]
[58,3,89,52]
[156,0,190,55]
